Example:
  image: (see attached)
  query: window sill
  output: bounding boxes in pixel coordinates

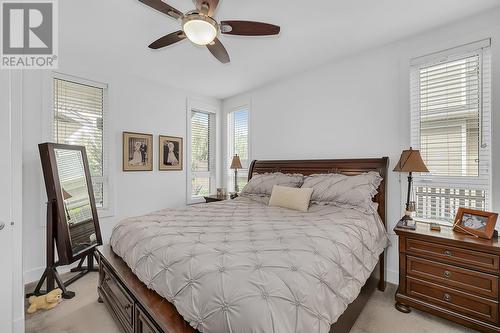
[413,218,453,227]
[187,197,205,205]
[97,207,115,219]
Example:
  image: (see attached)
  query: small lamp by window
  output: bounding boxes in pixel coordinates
[230,154,242,198]
[393,147,429,226]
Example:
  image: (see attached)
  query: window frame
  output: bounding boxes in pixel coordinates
[409,40,492,224]
[226,104,251,193]
[186,99,219,204]
[42,72,114,219]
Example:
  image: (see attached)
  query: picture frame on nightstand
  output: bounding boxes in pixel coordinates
[453,207,498,239]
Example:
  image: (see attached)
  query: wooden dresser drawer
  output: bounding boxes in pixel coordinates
[407,256,499,299]
[136,306,162,333]
[100,265,134,333]
[407,277,499,324]
[406,238,500,272]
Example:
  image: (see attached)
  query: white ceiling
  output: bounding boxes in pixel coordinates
[63,0,500,99]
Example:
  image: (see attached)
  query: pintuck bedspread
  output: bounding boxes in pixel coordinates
[110,197,389,333]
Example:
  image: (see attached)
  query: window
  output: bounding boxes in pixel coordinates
[188,109,216,202]
[53,75,108,209]
[410,40,491,223]
[227,108,249,192]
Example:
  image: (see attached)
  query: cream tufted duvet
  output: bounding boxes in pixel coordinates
[110,196,389,333]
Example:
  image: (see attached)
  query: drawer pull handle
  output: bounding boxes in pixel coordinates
[443,293,451,302]
[443,270,451,278]
[443,250,453,257]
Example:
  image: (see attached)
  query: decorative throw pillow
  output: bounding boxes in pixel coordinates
[269,185,313,212]
[302,171,382,212]
[241,172,303,196]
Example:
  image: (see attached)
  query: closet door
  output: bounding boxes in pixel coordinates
[0,72,13,333]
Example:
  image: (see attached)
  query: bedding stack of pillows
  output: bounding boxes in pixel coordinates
[239,171,383,213]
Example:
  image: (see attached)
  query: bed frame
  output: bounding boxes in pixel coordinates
[97,157,388,333]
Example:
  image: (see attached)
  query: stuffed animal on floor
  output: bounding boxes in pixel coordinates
[27,288,62,314]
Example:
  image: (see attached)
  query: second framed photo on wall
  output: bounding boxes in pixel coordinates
[159,135,183,171]
[123,132,153,171]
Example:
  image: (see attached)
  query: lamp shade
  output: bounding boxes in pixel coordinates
[230,154,242,169]
[393,147,429,173]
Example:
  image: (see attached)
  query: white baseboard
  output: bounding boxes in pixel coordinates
[13,316,24,333]
[24,264,75,285]
[386,268,398,285]
[24,266,46,285]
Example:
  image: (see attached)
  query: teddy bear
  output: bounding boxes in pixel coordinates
[27,288,62,314]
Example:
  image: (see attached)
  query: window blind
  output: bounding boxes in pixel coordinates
[227,108,249,192]
[53,77,106,207]
[410,41,491,223]
[190,110,215,198]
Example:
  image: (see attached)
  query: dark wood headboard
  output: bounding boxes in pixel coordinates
[248,158,389,228]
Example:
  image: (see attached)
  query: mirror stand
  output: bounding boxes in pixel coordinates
[26,200,97,300]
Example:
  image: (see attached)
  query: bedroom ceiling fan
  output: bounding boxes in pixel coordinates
[139,0,281,63]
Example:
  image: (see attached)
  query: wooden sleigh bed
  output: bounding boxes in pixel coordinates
[97,157,389,333]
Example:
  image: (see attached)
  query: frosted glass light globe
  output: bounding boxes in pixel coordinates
[182,15,218,46]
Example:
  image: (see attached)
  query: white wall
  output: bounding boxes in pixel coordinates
[223,8,500,283]
[22,1,220,282]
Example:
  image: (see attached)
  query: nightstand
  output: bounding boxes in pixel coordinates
[203,195,228,203]
[394,221,500,332]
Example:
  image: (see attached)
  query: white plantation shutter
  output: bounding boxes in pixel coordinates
[190,110,216,199]
[410,39,491,223]
[53,76,107,208]
[227,108,249,192]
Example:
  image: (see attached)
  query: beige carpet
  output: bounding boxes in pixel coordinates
[25,272,479,333]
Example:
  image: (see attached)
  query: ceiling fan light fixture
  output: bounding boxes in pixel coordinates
[182,13,218,45]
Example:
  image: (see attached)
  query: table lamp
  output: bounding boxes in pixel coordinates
[393,147,429,224]
[230,154,242,198]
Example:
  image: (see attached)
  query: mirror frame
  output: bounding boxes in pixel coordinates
[39,142,102,265]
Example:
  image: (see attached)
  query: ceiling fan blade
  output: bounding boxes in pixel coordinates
[206,38,230,63]
[139,0,183,20]
[149,31,186,49]
[220,20,280,36]
[195,0,219,16]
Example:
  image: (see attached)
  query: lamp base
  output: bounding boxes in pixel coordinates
[397,215,416,230]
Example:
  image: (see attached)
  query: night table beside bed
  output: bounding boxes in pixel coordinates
[395,221,500,332]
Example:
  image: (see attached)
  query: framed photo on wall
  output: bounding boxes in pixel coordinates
[123,132,153,171]
[453,207,498,239]
[159,135,183,171]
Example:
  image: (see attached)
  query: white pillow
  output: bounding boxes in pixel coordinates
[268,185,313,212]
[301,171,382,212]
[241,172,303,196]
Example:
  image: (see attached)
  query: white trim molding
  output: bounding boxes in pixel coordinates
[41,71,115,221]
[186,98,221,204]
